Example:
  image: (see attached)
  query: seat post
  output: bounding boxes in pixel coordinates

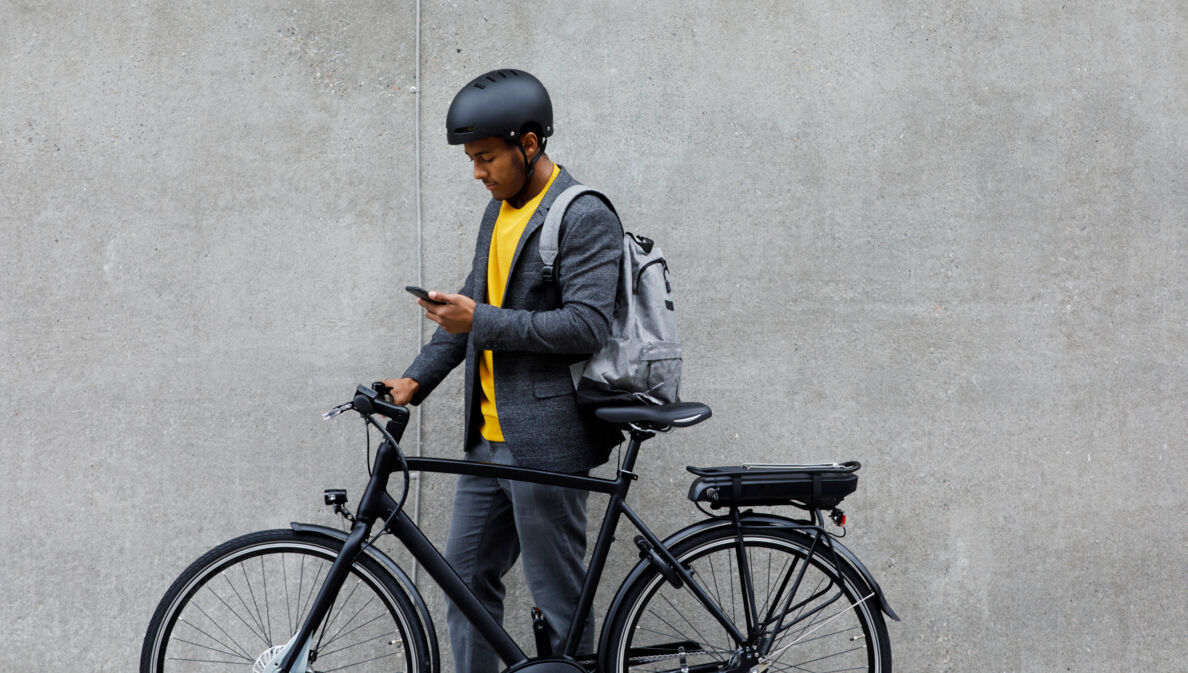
[618,428,655,474]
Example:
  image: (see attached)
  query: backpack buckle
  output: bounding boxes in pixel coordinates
[542,265,556,283]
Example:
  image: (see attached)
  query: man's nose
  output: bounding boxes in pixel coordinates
[473,164,487,180]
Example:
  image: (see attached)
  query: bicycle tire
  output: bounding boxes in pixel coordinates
[601,526,891,673]
[140,529,430,673]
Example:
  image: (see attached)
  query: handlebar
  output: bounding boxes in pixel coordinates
[355,382,408,419]
[325,383,411,444]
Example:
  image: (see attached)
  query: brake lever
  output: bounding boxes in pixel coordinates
[323,402,354,420]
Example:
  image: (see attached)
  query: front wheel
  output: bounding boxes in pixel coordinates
[601,526,891,673]
[141,529,429,673]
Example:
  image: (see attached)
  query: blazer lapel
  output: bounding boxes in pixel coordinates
[503,167,577,300]
[473,198,501,303]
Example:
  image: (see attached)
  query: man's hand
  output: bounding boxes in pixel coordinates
[379,378,420,405]
[419,291,476,334]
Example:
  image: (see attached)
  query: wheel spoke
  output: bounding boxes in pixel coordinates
[322,609,390,651]
[166,654,256,665]
[283,552,294,633]
[654,590,719,653]
[170,633,252,662]
[205,579,271,648]
[757,550,795,623]
[769,643,867,672]
[769,574,829,647]
[260,554,274,644]
[317,649,403,672]
[726,551,736,628]
[184,604,255,661]
[317,577,359,651]
[238,560,270,641]
[320,628,403,658]
[320,580,372,650]
[298,560,328,629]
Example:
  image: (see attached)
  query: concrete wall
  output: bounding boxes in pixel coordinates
[3,2,1185,671]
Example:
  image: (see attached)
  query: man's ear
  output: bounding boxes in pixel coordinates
[520,131,540,159]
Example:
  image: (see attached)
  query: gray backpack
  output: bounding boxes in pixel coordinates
[540,185,682,406]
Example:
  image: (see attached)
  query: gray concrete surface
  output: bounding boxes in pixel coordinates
[3,2,1185,671]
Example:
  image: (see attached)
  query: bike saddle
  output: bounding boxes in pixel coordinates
[593,401,712,428]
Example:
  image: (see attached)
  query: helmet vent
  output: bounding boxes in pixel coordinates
[485,75,497,82]
[454,126,474,134]
[473,83,486,89]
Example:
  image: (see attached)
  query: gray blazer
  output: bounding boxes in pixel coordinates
[403,167,624,472]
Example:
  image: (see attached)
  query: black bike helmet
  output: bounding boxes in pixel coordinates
[446,69,553,145]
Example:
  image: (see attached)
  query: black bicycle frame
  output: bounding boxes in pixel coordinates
[278,426,749,672]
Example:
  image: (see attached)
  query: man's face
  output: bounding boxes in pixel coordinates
[464,136,526,202]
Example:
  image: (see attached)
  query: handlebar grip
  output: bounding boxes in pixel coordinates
[371,381,394,402]
[355,384,410,442]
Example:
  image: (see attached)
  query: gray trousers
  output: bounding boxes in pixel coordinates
[443,437,594,673]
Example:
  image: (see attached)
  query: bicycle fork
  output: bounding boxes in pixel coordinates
[269,519,374,673]
[271,437,400,673]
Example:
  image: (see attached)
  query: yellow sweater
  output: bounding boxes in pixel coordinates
[478,164,562,441]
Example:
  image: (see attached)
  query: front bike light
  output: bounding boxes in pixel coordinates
[324,489,348,507]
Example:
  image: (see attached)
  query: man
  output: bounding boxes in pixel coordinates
[382,68,622,673]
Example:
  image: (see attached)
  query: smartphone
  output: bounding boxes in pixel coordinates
[405,285,446,304]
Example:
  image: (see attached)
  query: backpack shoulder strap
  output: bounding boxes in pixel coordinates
[539,184,616,282]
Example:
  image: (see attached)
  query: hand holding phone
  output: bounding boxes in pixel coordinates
[405,285,447,304]
[407,286,475,334]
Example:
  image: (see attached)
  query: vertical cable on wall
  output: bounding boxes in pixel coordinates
[410,0,424,586]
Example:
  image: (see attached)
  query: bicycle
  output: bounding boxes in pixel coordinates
[141,383,898,673]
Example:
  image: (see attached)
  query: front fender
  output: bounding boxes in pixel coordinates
[289,522,440,673]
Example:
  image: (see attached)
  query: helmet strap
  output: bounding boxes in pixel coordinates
[511,136,548,204]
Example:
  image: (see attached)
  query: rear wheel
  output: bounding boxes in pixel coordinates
[602,526,891,673]
[141,529,429,673]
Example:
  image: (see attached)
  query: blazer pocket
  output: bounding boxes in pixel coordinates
[535,380,575,399]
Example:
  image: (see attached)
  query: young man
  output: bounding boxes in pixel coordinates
[381,69,622,673]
